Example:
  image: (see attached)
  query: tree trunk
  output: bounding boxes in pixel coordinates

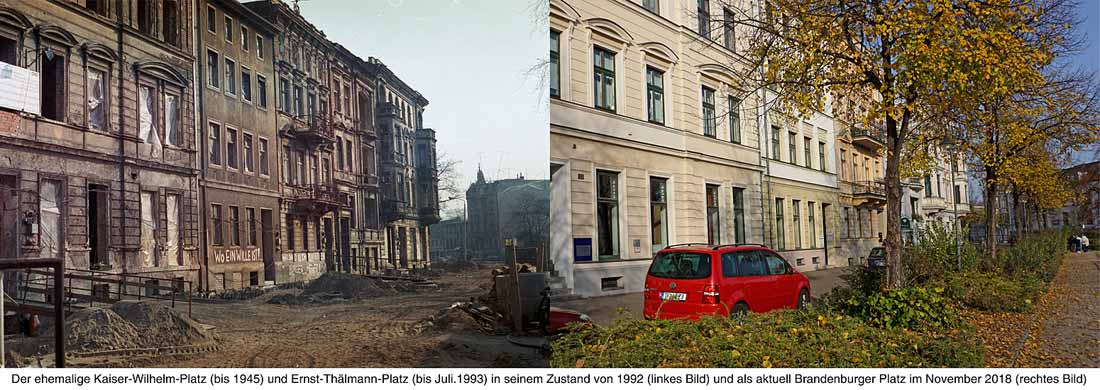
[1011,184,1022,243]
[884,117,904,290]
[984,166,998,262]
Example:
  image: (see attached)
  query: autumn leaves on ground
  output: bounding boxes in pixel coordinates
[967,250,1100,367]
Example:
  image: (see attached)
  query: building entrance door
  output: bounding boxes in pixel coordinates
[339,217,350,272]
[323,218,334,272]
[821,203,830,267]
[261,209,275,283]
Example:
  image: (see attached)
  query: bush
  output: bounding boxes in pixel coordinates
[846,287,959,331]
[550,309,983,368]
[936,272,1043,312]
[996,229,1068,281]
[905,223,980,285]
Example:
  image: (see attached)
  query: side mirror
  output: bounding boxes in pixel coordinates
[786,263,794,274]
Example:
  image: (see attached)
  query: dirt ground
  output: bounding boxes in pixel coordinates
[12,268,548,368]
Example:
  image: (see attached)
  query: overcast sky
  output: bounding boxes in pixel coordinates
[297,0,549,200]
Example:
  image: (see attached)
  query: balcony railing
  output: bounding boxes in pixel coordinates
[852,180,886,198]
[381,199,418,221]
[285,114,335,146]
[419,206,441,225]
[290,184,345,213]
[851,127,885,150]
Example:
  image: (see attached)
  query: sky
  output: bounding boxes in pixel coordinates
[296,0,548,209]
[1068,0,1100,166]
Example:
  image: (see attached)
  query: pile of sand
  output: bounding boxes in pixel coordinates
[63,301,215,352]
[268,273,421,305]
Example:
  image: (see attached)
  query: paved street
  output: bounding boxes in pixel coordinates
[554,266,850,326]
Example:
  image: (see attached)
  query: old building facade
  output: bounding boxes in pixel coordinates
[549,0,766,297]
[0,0,438,295]
[197,0,279,291]
[367,57,438,272]
[0,0,200,294]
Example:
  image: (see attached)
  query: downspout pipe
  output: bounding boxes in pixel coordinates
[114,0,126,275]
[194,0,211,292]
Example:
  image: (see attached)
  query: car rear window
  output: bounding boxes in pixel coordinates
[648,252,712,279]
[722,251,768,277]
[870,247,885,257]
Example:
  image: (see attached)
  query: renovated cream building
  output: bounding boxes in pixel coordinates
[549,0,766,297]
[833,121,888,265]
[903,149,972,242]
[760,99,842,271]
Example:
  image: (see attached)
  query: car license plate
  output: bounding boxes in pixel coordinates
[660,292,687,301]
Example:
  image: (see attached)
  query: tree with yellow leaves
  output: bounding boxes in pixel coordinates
[941,65,1099,258]
[714,0,1083,288]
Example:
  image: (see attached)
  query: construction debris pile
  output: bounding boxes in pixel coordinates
[415,301,508,335]
[266,273,433,305]
[4,301,216,366]
[65,301,215,352]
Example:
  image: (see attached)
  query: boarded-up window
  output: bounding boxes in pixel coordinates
[166,193,180,265]
[140,191,157,266]
[87,68,107,130]
[39,180,63,258]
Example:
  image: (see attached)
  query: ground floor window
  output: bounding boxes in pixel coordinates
[596,170,619,259]
[706,184,720,245]
[792,199,802,249]
[775,198,785,249]
[650,177,667,253]
[808,201,816,249]
[732,187,745,244]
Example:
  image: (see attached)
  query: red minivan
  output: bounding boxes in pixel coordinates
[642,244,811,320]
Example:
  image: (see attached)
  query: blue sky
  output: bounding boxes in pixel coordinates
[1068,0,1100,165]
[297,0,548,197]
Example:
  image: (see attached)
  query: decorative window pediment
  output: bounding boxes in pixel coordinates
[135,61,188,86]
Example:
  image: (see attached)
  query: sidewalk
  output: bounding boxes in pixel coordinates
[1013,251,1100,367]
[553,266,850,326]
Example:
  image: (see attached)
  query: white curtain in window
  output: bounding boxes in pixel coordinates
[165,94,180,146]
[166,193,180,266]
[39,180,62,258]
[138,86,162,154]
[88,69,105,130]
[140,191,156,266]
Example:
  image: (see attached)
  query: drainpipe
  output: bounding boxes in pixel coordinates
[194,0,210,292]
[114,0,126,275]
[758,89,772,248]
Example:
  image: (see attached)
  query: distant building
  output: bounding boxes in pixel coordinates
[1052,161,1099,230]
[466,167,549,261]
[428,217,466,262]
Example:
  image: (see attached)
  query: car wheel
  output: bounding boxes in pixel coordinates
[729,302,749,319]
[797,288,810,309]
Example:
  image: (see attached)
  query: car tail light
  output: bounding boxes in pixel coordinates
[702,284,719,304]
